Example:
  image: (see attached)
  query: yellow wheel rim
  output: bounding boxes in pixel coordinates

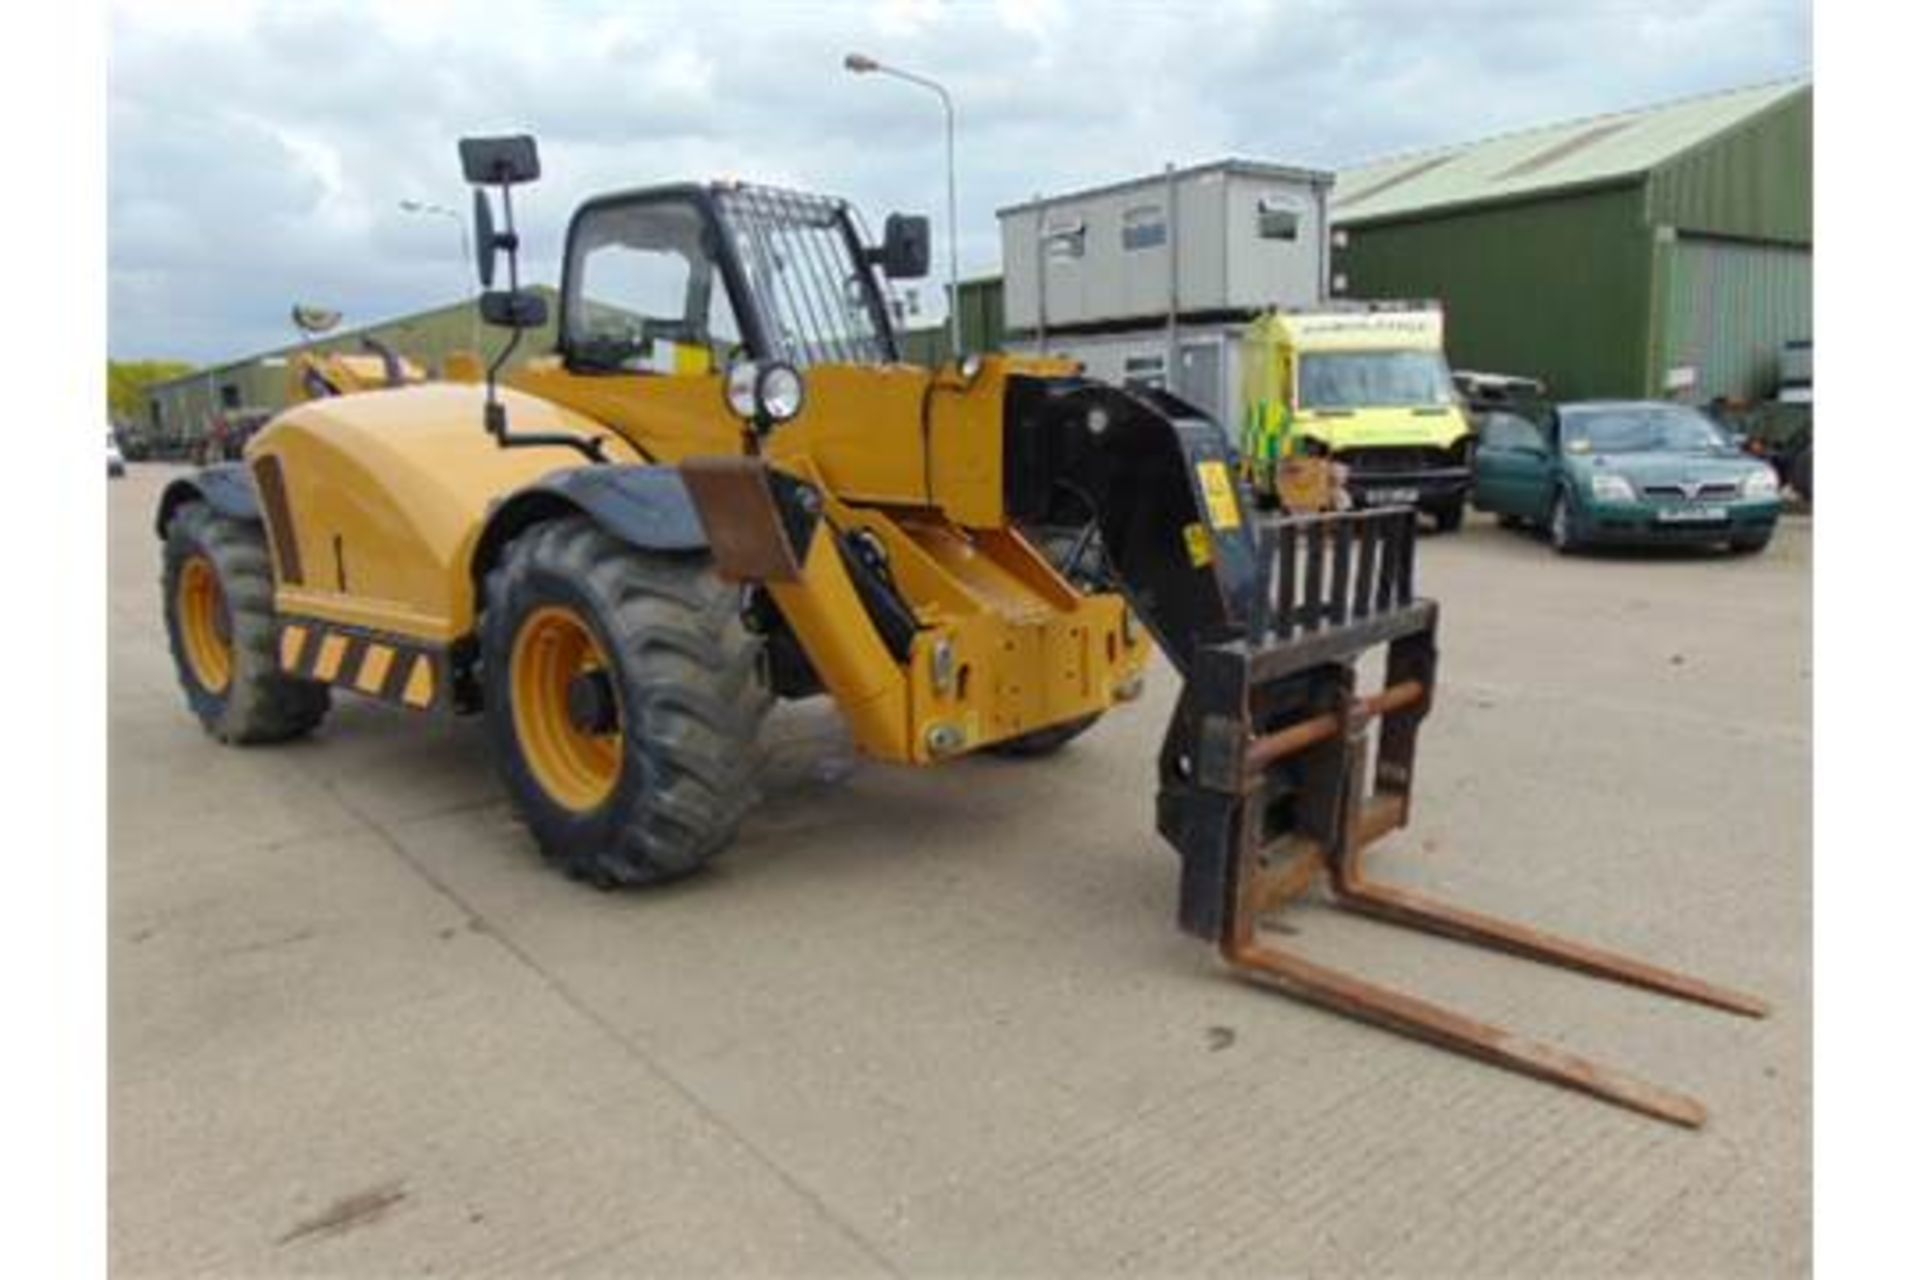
[510,605,622,813]
[177,555,233,695]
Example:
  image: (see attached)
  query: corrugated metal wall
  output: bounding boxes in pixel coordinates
[146,294,558,447]
[1332,86,1810,404]
[1337,185,1655,399]
[1645,90,1811,245]
[1654,235,1812,400]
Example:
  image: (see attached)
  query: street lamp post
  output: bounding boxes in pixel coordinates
[399,199,478,355]
[843,52,962,359]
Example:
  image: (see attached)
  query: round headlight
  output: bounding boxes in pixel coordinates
[724,360,761,420]
[757,362,806,423]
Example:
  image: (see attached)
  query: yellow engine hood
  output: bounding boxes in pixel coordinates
[1295,405,1472,450]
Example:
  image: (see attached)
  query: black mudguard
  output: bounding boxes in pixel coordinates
[474,464,711,586]
[154,463,259,537]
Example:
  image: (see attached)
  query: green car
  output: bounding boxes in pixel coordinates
[1472,400,1782,554]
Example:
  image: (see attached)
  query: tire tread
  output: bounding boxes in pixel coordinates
[483,516,770,886]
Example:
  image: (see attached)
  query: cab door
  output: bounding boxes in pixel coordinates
[1472,412,1554,516]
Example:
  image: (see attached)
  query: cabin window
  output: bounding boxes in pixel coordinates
[1121,205,1167,251]
[1043,217,1086,260]
[1256,196,1301,241]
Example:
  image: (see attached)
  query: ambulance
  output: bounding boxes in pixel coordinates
[1241,303,1476,529]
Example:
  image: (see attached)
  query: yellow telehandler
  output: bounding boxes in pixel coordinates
[157,135,1764,1126]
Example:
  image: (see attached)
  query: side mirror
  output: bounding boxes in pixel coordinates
[480,289,548,330]
[873,213,930,279]
[460,135,539,291]
[458,134,540,186]
[472,187,498,287]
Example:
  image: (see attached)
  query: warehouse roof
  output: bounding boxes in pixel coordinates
[1333,78,1809,226]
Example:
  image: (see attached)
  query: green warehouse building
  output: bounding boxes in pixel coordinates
[142,290,559,456]
[1331,79,1811,402]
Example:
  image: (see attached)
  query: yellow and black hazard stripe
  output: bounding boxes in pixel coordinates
[277,618,449,712]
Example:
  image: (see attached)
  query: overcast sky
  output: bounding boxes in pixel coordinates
[108,0,1809,362]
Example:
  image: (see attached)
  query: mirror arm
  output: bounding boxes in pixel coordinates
[477,176,608,466]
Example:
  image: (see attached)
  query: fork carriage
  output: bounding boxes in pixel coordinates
[1154,507,1767,1128]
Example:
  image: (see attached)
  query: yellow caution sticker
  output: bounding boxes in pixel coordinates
[1196,459,1242,530]
[1183,521,1213,567]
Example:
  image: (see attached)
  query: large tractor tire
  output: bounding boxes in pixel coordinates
[481,516,771,887]
[162,501,331,743]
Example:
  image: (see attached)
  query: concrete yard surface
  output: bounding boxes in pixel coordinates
[110,465,1809,1277]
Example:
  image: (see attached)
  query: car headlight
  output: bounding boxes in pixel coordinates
[1588,472,1635,502]
[1741,467,1779,499]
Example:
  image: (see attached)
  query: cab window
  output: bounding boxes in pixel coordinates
[565,198,740,375]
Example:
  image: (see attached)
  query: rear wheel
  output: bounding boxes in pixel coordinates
[482,516,771,886]
[162,501,330,743]
[1790,445,1812,504]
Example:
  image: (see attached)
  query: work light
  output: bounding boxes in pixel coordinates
[757,362,806,423]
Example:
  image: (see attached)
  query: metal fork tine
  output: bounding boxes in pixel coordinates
[1328,875,1771,1017]
[1226,938,1709,1128]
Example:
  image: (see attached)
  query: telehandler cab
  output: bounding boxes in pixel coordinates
[158,135,1764,1127]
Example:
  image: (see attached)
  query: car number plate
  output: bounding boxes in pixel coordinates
[1364,487,1420,506]
[1655,505,1727,523]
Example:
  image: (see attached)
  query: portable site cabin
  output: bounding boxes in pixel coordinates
[998,159,1335,424]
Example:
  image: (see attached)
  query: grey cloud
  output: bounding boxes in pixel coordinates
[109,0,1808,360]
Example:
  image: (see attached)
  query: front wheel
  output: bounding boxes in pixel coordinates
[1730,530,1774,555]
[1790,445,1812,504]
[481,516,771,887]
[1429,495,1466,533]
[1548,490,1582,555]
